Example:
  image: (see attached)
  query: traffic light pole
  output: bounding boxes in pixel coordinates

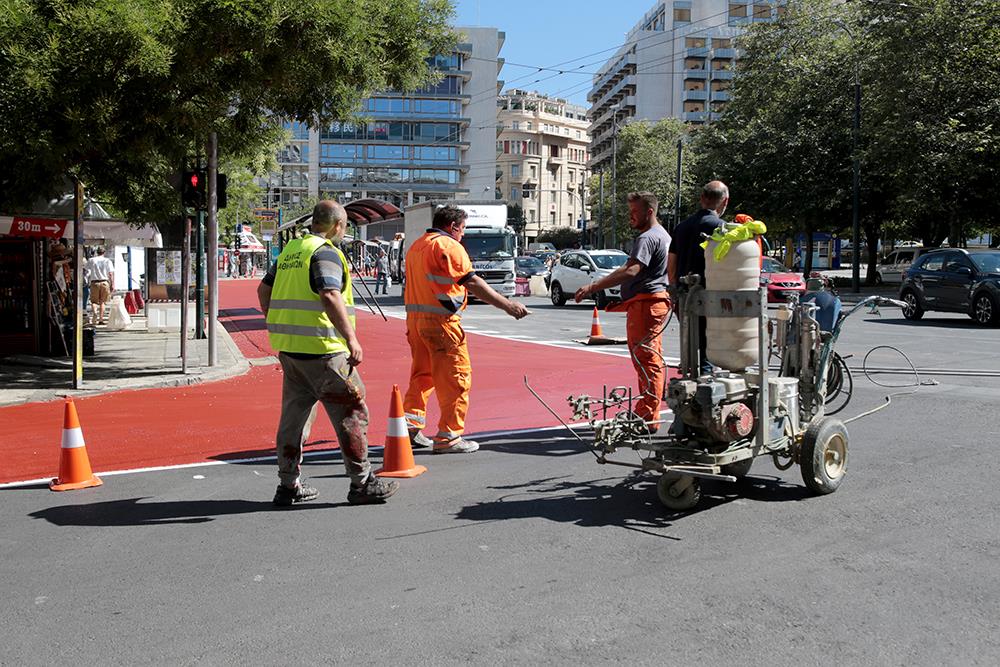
[195,208,205,339]
[207,133,219,365]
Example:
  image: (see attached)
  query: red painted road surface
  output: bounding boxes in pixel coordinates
[0,280,641,484]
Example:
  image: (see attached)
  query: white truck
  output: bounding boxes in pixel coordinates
[402,200,518,297]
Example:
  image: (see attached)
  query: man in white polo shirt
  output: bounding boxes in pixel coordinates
[85,247,115,325]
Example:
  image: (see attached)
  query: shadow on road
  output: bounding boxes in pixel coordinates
[864,316,984,330]
[219,307,262,318]
[30,497,350,526]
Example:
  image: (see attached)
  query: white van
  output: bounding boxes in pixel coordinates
[878,247,933,284]
[527,242,556,253]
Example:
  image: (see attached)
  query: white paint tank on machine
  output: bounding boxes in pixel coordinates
[705,228,761,372]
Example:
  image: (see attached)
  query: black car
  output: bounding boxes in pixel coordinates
[515,255,549,279]
[899,248,1000,326]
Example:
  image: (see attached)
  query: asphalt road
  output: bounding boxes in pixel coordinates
[3,289,999,665]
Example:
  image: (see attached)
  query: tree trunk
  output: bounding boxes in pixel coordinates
[803,226,814,278]
[863,221,880,285]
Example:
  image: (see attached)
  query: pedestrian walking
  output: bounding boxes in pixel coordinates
[403,205,529,453]
[257,200,398,506]
[574,192,672,431]
[668,180,729,375]
[85,247,115,325]
[374,249,390,295]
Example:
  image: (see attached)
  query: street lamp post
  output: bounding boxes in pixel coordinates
[835,19,862,293]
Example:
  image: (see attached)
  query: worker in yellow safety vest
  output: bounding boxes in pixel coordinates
[258,200,397,507]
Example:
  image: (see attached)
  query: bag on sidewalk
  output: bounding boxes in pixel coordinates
[106,295,133,331]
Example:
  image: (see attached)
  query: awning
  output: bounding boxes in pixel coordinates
[62,219,163,247]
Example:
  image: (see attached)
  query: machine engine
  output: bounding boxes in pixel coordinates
[667,374,756,443]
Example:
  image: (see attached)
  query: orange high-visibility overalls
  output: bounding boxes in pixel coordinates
[403,229,475,441]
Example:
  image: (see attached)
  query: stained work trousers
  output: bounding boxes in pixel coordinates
[403,316,471,440]
[625,295,671,424]
[276,352,372,487]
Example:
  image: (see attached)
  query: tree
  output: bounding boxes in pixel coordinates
[590,119,693,246]
[0,0,457,221]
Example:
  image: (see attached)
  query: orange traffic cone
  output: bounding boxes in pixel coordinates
[590,306,604,337]
[50,398,103,491]
[375,385,427,478]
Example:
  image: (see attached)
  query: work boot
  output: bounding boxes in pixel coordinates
[348,475,399,505]
[408,428,433,449]
[273,482,319,507]
[432,437,480,454]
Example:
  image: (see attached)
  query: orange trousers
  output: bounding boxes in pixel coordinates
[403,316,471,439]
[624,295,671,425]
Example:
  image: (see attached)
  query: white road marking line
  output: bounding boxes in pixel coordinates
[0,410,677,488]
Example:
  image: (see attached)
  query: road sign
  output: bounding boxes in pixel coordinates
[253,208,278,221]
[7,217,68,238]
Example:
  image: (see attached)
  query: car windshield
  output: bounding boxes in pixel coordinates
[461,234,515,259]
[516,256,544,268]
[762,258,785,273]
[969,252,1000,273]
[591,254,627,269]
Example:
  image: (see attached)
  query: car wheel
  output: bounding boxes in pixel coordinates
[972,292,999,327]
[874,271,884,286]
[901,290,924,321]
[550,282,566,307]
[594,290,609,309]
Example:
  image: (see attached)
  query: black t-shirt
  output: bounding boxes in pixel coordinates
[669,209,724,282]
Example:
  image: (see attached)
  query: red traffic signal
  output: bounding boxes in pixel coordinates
[182,169,207,209]
[189,172,200,189]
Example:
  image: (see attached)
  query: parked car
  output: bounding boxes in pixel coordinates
[549,249,627,307]
[515,255,549,279]
[899,248,1000,326]
[761,257,807,303]
[878,247,934,284]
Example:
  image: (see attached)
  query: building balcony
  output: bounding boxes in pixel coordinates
[712,69,735,80]
[587,53,636,102]
[591,76,636,116]
[591,95,636,133]
[686,46,710,57]
[683,89,709,101]
[547,155,565,168]
[713,47,737,59]
[683,111,709,123]
[683,69,709,80]
[711,90,731,102]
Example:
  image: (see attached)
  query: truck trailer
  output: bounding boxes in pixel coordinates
[401,200,517,298]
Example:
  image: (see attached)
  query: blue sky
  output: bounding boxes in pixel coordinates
[453,0,659,108]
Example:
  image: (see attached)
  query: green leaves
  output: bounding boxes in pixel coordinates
[0,0,457,222]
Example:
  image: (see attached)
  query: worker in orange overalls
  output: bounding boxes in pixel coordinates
[575,192,672,432]
[404,205,530,454]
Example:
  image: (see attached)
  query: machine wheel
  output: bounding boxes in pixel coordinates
[550,282,566,307]
[721,457,754,479]
[800,417,849,495]
[901,290,924,321]
[971,292,998,327]
[657,473,701,511]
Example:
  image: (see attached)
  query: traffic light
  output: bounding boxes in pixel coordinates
[182,170,207,209]
[217,173,228,209]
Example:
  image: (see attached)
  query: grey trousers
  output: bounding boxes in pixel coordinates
[276,352,372,488]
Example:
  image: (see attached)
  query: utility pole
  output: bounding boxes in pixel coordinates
[851,68,861,293]
[72,177,84,389]
[195,154,206,340]
[611,111,619,249]
[598,171,604,248]
[674,138,683,231]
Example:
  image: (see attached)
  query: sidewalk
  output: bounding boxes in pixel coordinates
[0,317,250,407]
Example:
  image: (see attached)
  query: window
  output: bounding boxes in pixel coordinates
[525,122,532,130]
[686,37,706,48]
[711,80,730,91]
[512,121,520,130]
[529,209,535,222]
[511,164,521,178]
[568,169,575,181]
[753,3,771,19]
[918,254,944,272]
[712,58,732,70]
[685,58,705,70]
[530,165,537,179]
[776,5,787,18]
[714,38,732,49]
[673,7,691,22]
[576,130,582,139]
[729,3,747,18]
[685,80,706,91]
[684,101,705,112]
[511,187,520,200]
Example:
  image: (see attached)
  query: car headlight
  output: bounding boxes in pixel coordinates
[504,272,514,281]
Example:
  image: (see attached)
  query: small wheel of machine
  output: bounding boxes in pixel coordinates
[550,282,566,307]
[721,457,754,479]
[657,473,701,510]
[800,417,849,495]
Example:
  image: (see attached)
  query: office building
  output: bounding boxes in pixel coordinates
[496,90,591,242]
[266,27,505,212]
[588,1,786,173]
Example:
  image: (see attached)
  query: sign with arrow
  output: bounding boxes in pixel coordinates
[2,216,69,239]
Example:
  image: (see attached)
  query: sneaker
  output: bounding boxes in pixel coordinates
[273,483,319,507]
[347,475,399,505]
[432,437,480,454]
[408,429,433,449]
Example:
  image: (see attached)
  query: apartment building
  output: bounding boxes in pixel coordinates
[266,27,505,212]
[496,90,591,242]
[588,1,786,173]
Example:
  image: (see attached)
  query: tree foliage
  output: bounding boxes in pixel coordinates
[537,226,580,249]
[0,0,456,221]
[589,118,692,245]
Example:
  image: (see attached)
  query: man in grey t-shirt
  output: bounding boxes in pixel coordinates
[574,192,672,430]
